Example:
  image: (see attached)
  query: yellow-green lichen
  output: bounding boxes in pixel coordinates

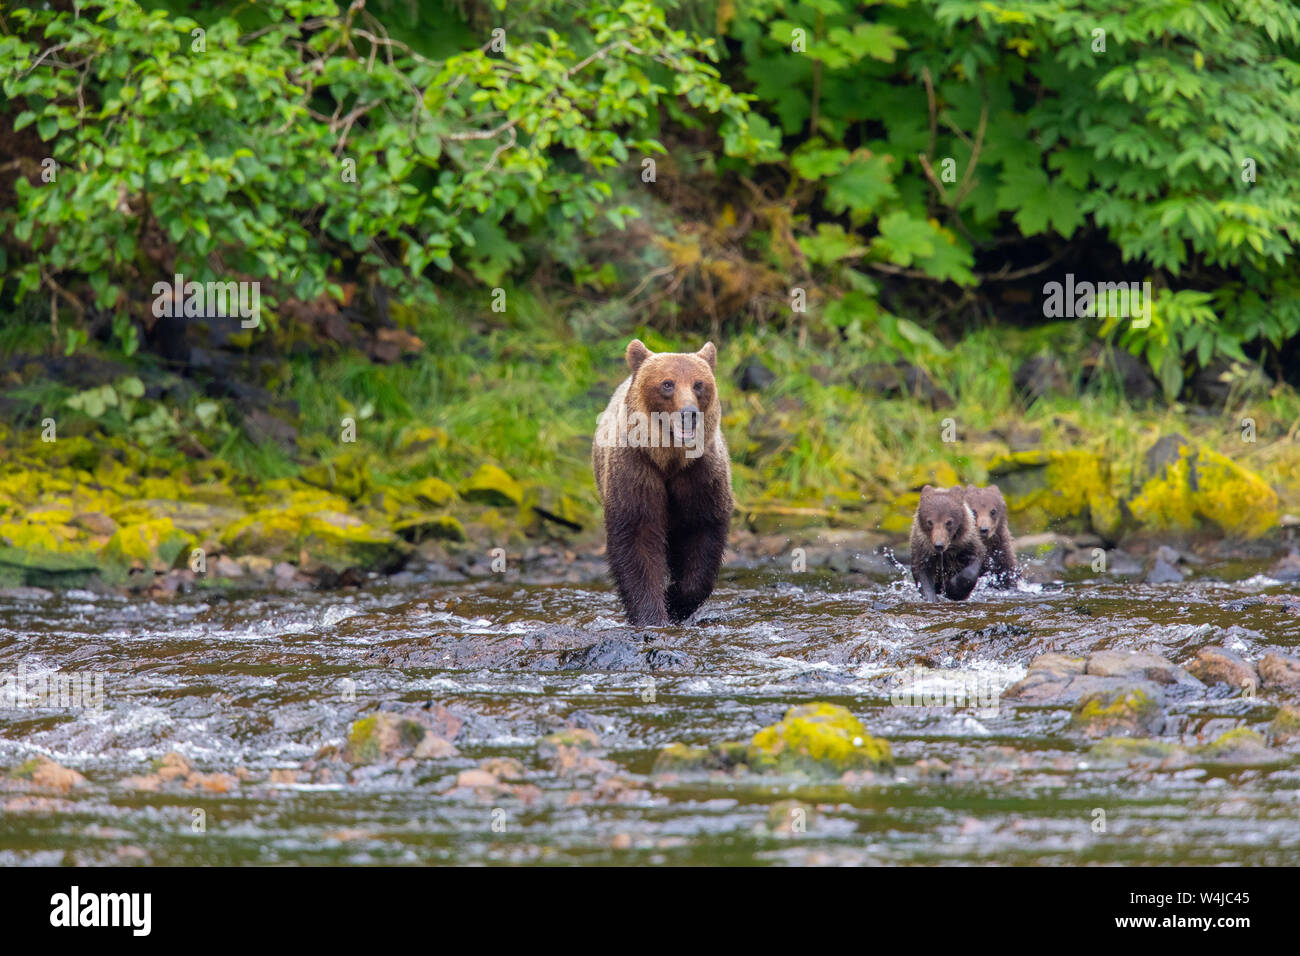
[747,702,892,775]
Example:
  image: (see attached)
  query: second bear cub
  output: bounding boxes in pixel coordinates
[963,483,1019,587]
[910,485,985,601]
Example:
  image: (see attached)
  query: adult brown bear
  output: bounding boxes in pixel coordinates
[592,340,732,625]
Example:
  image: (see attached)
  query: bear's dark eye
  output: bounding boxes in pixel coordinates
[990,508,998,518]
[946,520,954,531]
[693,381,704,394]
[660,380,674,394]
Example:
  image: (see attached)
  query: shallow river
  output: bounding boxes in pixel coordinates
[2,557,1299,865]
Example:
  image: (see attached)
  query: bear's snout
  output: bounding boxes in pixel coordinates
[679,405,699,435]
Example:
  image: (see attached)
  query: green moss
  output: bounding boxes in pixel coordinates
[1195,727,1269,759]
[343,712,430,765]
[9,757,42,780]
[747,702,892,776]
[990,449,1120,536]
[1128,440,1279,538]
[1070,687,1162,737]
[1268,705,1300,744]
[392,514,467,543]
[1088,737,1181,760]
[461,464,524,507]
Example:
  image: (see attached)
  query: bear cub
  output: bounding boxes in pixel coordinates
[592,339,733,626]
[910,485,985,601]
[963,483,1019,587]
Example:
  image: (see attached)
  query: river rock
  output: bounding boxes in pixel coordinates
[1270,549,1300,582]
[1004,654,1175,716]
[1186,646,1259,691]
[11,756,86,792]
[746,702,891,775]
[1268,705,1300,745]
[734,356,776,391]
[767,799,815,834]
[1196,728,1285,766]
[343,710,459,765]
[1259,652,1300,691]
[1070,686,1166,737]
[1084,649,1200,688]
[1145,557,1184,584]
[1087,737,1187,765]
[652,741,747,775]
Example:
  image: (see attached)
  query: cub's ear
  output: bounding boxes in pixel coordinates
[921,484,934,495]
[626,339,652,373]
[989,483,1001,494]
[697,341,717,369]
[965,484,978,492]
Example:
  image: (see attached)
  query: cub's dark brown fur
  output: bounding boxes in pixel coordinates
[963,484,1019,586]
[910,485,985,601]
[592,339,732,625]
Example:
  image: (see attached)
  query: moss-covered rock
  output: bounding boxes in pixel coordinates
[392,513,467,543]
[652,740,749,775]
[103,517,196,571]
[1195,728,1285,765]
[1127,435,1279,539]
[220,491,406,570]
[460,464,525,507]
[343,711,458,765]
[747,702,892,775]
[1268,705,1300,746]
[989,449,1121,537]
[1070,687,1165,737]
[1087,737,1185,762]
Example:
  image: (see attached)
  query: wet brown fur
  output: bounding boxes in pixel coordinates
[963,484,1019,586]
[592,340,732,625]
[910,485,985,601]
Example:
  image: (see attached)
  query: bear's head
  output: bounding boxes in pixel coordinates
[917,485,974,553]
[625,339,720,459]
[963,484,1007,540]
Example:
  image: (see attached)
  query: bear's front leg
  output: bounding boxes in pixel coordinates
[944,551,984,601]
[665,521,727,623]
[604,485,671,627]
[913,560,939,601]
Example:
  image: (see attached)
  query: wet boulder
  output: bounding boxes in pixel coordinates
[1186,646,1259,691]
[1195,728,1286,766]
[1070,686,1166,738]
[343,710,459,765]
[746,702,892,776]
[1084,649,1201,689]
[1144,557,1184,584]
[1259,652,1300,691]
[1268,705,1300,746]
[9,756,86,793]
[652,741,748,775]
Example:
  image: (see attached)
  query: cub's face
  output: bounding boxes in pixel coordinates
[918,485,970,552]
[626,339,718,448]
[964,485,1007,539]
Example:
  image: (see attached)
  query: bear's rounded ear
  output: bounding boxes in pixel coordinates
[921,484,934,495]
[626,339,652,373]
[989,483,1000,494]
[697,341,717,369]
